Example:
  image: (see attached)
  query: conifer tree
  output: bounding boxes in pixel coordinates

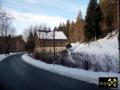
[84,0,103,41]
[95,4,104,39]
[26,32,35,52]
[54,27,58,31]
[69,21,75,42]
[65,20,70,39]
[84,0,97,41]
[76,10,83,23]
[118,29,120,51]
[57,23,62,31]
[75,10,85,42]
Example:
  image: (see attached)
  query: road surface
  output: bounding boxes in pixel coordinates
[0,54,111,90]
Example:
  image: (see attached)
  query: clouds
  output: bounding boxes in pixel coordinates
[3,0,89,34]
[21,0,88,16]
[11,10,67,34]
[3,0,89,17]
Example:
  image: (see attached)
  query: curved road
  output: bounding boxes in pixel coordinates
[0,54,110,90]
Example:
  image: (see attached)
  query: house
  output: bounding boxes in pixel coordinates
[0,35,25,54]
[15,35,25,52]
[35,30,68,53]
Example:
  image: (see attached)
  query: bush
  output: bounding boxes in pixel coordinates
[33,52,54,64]
[71,52,119,73]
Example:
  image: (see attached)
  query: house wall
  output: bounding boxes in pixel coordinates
[0,37,5,53]
[0,36,25,53]
[15,37,25,52]
[35,47,66,53]
[37,39,67,47]
[35,39,68,53]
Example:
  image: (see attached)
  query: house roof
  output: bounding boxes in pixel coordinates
[36,31,68,40]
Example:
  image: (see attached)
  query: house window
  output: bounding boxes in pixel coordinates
[61,42,62,46]
[49,49,51,53]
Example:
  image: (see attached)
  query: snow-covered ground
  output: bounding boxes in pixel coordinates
[0,54,7,61]
[71,30,118,55]
[22,54,120,89]
[0,53,18,61]
[70,30,119,73]
[22,30,119,88]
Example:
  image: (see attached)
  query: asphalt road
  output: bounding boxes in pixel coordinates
[0,54,111,90]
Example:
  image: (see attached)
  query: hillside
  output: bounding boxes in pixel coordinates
[69,30,119,73]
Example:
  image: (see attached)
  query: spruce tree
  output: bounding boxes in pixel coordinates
[106,13,114,33]
[26,32,35,53]
[84,0,103,41]
[65,20,70,39]
[118,29,120,51]
[75,10,84,42]
[54,27,58,31]
[84,0,97,41]
[69,21,75,42]
[76,10,83,23]
[57,23,62,31]
[95,4,103,39]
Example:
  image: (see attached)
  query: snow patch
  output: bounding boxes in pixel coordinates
[71,33,118,55]
[22,54,120,89]
[0,53,18,61]
[69,32,119,73]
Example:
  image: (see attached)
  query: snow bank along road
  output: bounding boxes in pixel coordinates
[0,54,111,90]
[0,53,18,61]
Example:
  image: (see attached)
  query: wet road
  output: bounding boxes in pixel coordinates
[0,54,111,90]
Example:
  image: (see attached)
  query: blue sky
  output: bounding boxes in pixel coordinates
[2,0,89,34]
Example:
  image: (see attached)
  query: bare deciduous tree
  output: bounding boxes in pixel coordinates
[0,5,14,36]
[0,3,15,54]
[22,24,49,41]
